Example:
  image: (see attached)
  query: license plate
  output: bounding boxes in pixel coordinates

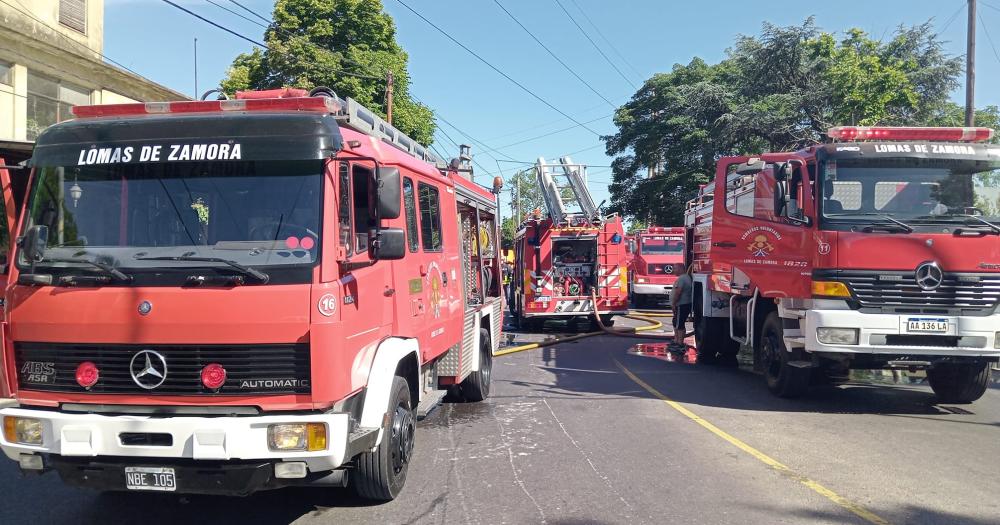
[906,318,949,333]
[125,467,176,492]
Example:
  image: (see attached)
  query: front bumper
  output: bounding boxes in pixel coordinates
[0,407,356,487]
[804,309,1000,357]
[632,283,673,296]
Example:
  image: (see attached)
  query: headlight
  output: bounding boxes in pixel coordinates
[267,423,327,452]
[637,278,646,283]
[3,417,43,445]
[995,332,1000,349]
[817,327,859,345]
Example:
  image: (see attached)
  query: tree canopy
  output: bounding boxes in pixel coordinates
[221,0,435,144]
[603,19,998,226]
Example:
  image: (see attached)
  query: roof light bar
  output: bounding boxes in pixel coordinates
[828,126,995,143]
[71,96,341,119]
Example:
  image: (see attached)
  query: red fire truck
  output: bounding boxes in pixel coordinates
[0,87,503,499]
[684,126,999,402]
[627,226,686,309]
[510,157,629,329]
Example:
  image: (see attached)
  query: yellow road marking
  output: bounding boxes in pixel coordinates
[613,358,890,525]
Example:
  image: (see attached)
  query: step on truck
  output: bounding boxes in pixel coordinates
[0,87,503,499]
[627,227,685,309]
[510,157,629,329]
[684,126,1000,402]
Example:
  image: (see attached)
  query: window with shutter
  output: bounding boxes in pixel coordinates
[59,0,87,34]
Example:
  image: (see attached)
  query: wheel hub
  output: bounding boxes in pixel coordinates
[390,404,415,474]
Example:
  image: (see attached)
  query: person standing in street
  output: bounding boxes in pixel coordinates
[671,263,694,348]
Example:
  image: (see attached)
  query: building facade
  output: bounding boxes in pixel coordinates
[1,0,186,162]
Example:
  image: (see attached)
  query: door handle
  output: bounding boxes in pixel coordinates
[713,241,737,248]
[441,271,448,286]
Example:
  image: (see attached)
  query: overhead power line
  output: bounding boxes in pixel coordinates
[566,0,643,80]
[158,0,381,80]
[496,113,613,150]
[207,0,269,29]
[979,13,1000,68]
[491,0,616,108]
[391,0,603,136]
[551,0,637,89]
[227,0,273,26]
[940,2,967,33]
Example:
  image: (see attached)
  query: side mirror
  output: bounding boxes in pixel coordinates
[773,180,787,217]
[775,163,792,182]
[627,239,636,254]
[376,167,401,220]
[736,159,765,175]
[369,227,405,261]
[21,225,48,264]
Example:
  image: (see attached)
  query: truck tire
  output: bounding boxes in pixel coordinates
[600,314,615,328]
[758,312,809,398]
[460,328,493,402]
[353,376,414,501]
[694,314,738,365]
[927,362,991,404]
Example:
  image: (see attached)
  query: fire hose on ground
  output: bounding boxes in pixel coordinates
[493,293,686,357]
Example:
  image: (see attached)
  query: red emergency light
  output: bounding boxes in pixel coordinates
[828,126,994,142]
[71,96,342,119]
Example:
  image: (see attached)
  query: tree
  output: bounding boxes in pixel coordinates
[221,0,435,144]
[507,168,544,220]
[604,20,971,225]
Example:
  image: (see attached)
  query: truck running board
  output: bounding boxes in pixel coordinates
[416,389,448,420]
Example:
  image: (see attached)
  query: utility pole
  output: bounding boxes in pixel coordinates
[385,71,394,124]
[966,0,977,126]
[194,38,198,100]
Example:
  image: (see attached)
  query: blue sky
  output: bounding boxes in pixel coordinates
[104,0,1000,215]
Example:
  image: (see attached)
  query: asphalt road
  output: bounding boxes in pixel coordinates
[1,317,998,525]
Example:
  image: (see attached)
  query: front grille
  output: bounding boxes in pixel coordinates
[15,343,311,396]
[647,263,678,275]
[815,269,1000,316]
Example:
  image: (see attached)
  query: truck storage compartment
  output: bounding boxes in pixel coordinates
[551,236,596,296]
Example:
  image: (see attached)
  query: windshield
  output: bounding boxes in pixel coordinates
[640,236,684,255]
[821,156,1000,227]
[20,160,323,284]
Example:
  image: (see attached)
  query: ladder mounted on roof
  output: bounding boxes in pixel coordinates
[335,96,455,173]
[534,156,600,226]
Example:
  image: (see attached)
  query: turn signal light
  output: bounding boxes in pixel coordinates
[75,361,100,389]
[811,281,852,298]
[200,363,227,390]
[828,126,994,143]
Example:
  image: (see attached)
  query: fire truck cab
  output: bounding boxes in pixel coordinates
[627,226,685,309]
[685,126,999,402]
[0,88,502,499]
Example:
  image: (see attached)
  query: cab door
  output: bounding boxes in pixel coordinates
[710,157,814,298]
[412,179,461,362]
[0,158,20,398]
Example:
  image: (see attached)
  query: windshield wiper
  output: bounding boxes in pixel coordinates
[134,255,269,283]
[35,256,132,282]
[825,212,914,233]
[913,213,1000,235]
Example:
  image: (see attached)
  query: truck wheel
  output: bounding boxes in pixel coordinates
[353,376,414,501]
[758,312,808,398]
[927,362,991,404]
[600,314,615,328]
[460,328,493,402]
[694,315,738,365]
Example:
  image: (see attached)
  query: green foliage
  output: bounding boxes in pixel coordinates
[604,19,975,225]
[221,0,435,144]
[507,169,544,219]
[500,216,517,249]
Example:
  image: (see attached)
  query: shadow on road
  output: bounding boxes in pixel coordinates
[523,334,998,419]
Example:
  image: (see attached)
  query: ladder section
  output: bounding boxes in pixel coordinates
[534,157,600,226]
[336,97,447,170]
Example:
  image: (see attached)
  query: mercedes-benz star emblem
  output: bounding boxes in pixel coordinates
[129,350,168,390]
[915,261,943,291]
[138,301,152,316]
